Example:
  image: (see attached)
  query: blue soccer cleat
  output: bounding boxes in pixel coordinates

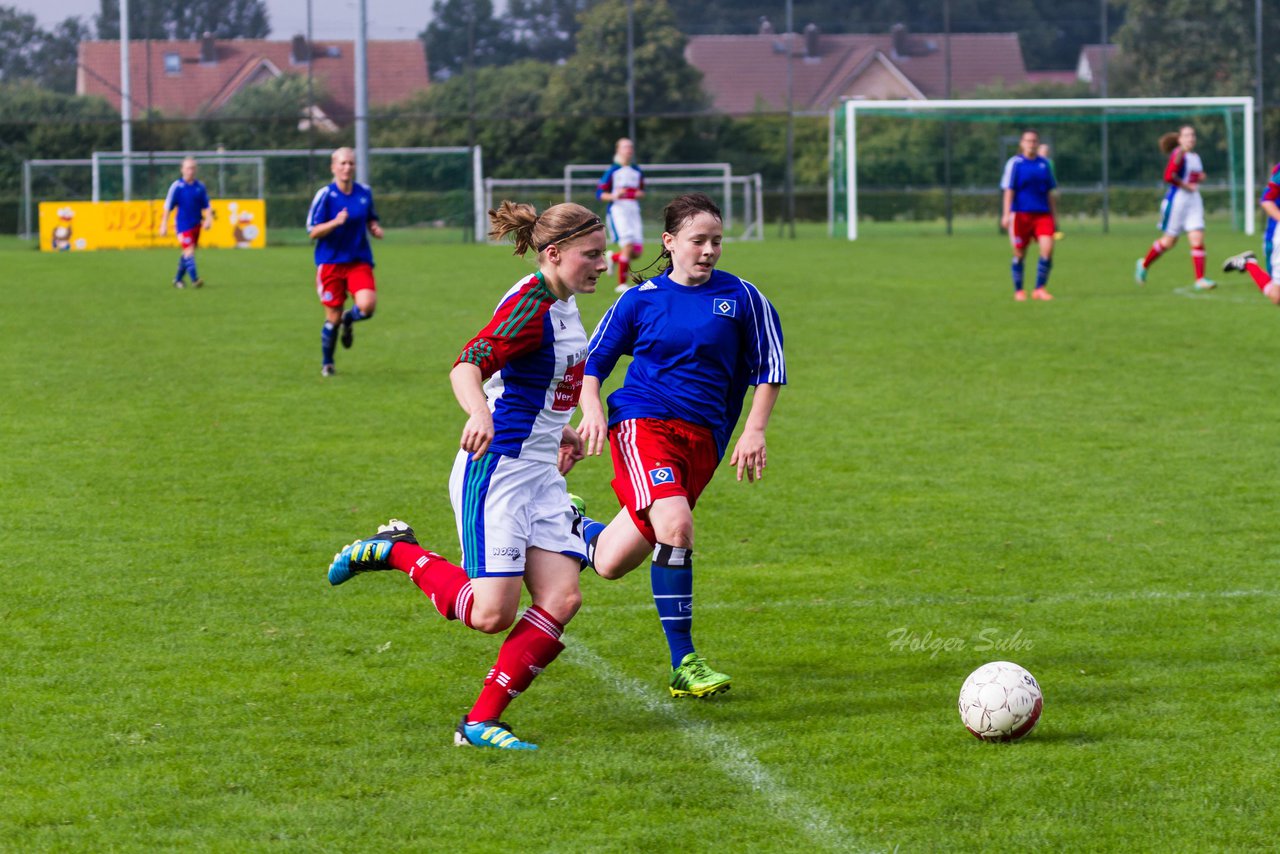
[453,716,538,751]
[327,519,418,586]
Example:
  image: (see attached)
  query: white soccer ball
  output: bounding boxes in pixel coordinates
[957,661,1043,742]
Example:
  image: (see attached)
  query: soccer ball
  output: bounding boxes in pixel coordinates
[957,661,1043,742]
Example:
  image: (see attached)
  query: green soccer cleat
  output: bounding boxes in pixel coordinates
[669,653,731,698]
[454,716,538,750]
[327,519,418,586]
[1134,258,1147,285]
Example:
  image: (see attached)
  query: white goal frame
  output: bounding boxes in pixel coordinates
[835,97,1256,240]
[485,173,765,242]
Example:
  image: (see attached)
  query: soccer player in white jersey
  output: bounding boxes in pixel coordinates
[597,137,646,293]
[1220,158,1280,304]
[1135,125,1216,290]
[572,192,786,699]
[326,202,607,751]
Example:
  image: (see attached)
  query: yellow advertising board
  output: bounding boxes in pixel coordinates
[39,200,267,252]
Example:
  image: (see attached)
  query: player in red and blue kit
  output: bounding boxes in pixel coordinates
[1135,126,1216,290]
[1000,129,1057,301]
[159,157,212,289]
[597,137,646,293]
[1220,159,1280,304]
[306,147,383,377]
[573,192,786,698]
[326,201,607,751]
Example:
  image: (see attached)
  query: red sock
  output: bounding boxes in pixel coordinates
[389,542,472,623]
[467,605,565,724]
[1143,240,1167,268]
[1192,247,1206,280]
[1246,261,1272,290]
[618,258,630,284]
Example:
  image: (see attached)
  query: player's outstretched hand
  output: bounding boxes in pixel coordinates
[460,410,494,461]
[578,409,608,457]
[558,425,585,474]
[729,428,768,483]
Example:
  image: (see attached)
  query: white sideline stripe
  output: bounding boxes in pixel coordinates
[567,644,862,853]
[588,587,1276,615]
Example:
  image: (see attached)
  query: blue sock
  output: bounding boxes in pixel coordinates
[343,305,367,325]
[650,544,695,669]
[321,321,338,365]
[1011,258,1025,291]
[1036,257,1052,288]
[579,516,607,568]
[187,256,199,282]
[175,256,188,283]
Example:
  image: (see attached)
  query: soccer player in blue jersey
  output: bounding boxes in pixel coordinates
[306,147,384,377]
[325,201,607,750]
[1221,158,1280,304]
[573,192,786,698]
[159,157,212,289]
[597,137,645,293]
[1000,130,1057,301]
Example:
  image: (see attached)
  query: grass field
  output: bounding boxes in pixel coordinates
[4,218,1278,851]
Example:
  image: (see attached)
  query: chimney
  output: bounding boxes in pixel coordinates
[200,32,216,64]
[803,22,820,57]
[291,34,310,63]
[891,23,907,58]
[758,16,774,35]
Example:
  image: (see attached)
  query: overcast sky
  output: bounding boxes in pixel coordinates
[15,0,455,41]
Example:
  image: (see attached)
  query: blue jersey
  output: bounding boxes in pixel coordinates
[1261,162,1280,247]
[306,181,379,266]
[1000,155,1056,214]
[585,268,786,458]
[163,179,210,233]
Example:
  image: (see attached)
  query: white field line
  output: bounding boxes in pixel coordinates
[582,586,1276,616]
[566,643,868,854]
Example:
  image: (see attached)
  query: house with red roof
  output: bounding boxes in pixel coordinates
[685,24,1038,114]
[77,36,428,127]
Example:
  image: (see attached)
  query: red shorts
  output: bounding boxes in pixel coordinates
[316,262,376,308]
[178,226,201,249]
[608,417,720,544]
[1008,212,1055,250]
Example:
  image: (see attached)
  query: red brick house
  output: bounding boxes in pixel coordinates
[77,36,428,126]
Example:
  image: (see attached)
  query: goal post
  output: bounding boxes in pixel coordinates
[484,172,765,243]
[833,97,1255,240]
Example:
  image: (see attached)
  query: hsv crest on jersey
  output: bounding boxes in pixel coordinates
[713,299,737,317]
[648,466,675,485]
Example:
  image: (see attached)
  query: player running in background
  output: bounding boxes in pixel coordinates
[1000,129,1057,301]
[1220,159,1280,304]
[326,201,606,751]
[307,147,383,377]
[573,192,786,699]
[1135,125,1216,290]
[597,137,646,293]
[158,157,212,289]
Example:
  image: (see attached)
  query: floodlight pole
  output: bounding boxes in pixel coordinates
[1257,0,1265,173]
[120,0,132,201]
[784,0,795,238]
[354,0,370,184]
[1101,0,1110,233]
[943,0,953,236]
[626,0,636,143]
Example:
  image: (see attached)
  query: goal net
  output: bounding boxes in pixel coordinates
[23,146,484,243]
[831,97,1255,239]
[485,167,764,243]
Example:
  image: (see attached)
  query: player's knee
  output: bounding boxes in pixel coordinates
[535,587,581,623]
[468,604,517,634]
[652,520,693,549]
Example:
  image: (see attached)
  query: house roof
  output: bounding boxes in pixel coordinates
[685,31,1031,113]
[77,39,428,121]
[1077,43,1119,89]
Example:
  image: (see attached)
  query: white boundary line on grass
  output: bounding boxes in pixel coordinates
[585,586,1277,616]
[566,644,865,854]
[1169,285,1260,304]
